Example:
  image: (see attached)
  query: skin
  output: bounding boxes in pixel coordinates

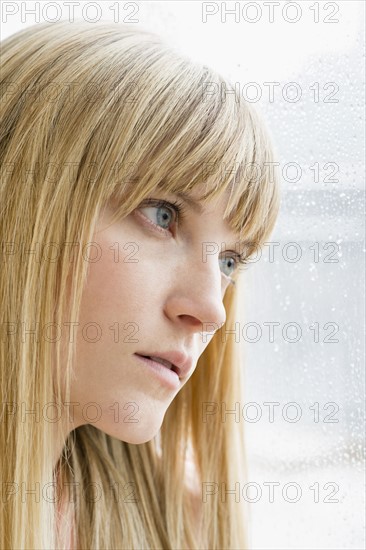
[57,185,241,461]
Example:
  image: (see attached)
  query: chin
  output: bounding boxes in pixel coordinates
[94,417,165,445]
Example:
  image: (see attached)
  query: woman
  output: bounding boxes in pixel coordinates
[0,20,280,549]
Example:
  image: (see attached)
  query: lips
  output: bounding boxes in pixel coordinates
[146,356,174,371]
[135,350,192,380]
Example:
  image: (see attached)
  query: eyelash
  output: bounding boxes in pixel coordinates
[137,198,250,284]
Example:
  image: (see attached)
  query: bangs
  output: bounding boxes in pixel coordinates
[28,22,280,256]
[104,59,280,254]
[0,20,279,257]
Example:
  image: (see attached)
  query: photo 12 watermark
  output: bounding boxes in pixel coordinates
[201,320,340,344]
[2,479,139,504]
[1,1,140,24]
[201,480,341,503]
[201,401,340,423]
[1,400,141,424]
[201,80,340,104]
[201,2,340,24]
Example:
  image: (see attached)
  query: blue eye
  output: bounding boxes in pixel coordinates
[138,199,186,233]
[219,255,239,277]
[219,253,250,282]
[136,197,249,282]
[143,204,174,230]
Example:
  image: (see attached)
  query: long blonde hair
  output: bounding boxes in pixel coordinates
[0,20,280,549]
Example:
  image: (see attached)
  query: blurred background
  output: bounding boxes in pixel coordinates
[1,1,364,548]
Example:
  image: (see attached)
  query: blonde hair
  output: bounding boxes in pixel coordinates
[0,20,280,549]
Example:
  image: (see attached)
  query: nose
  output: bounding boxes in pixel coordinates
[164,254,227,333]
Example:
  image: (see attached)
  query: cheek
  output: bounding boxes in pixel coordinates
[87,259,128,316]
[76,222,171,361]
[79,237,146,325]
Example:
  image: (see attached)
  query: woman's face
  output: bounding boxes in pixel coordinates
[64,186,241,443]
